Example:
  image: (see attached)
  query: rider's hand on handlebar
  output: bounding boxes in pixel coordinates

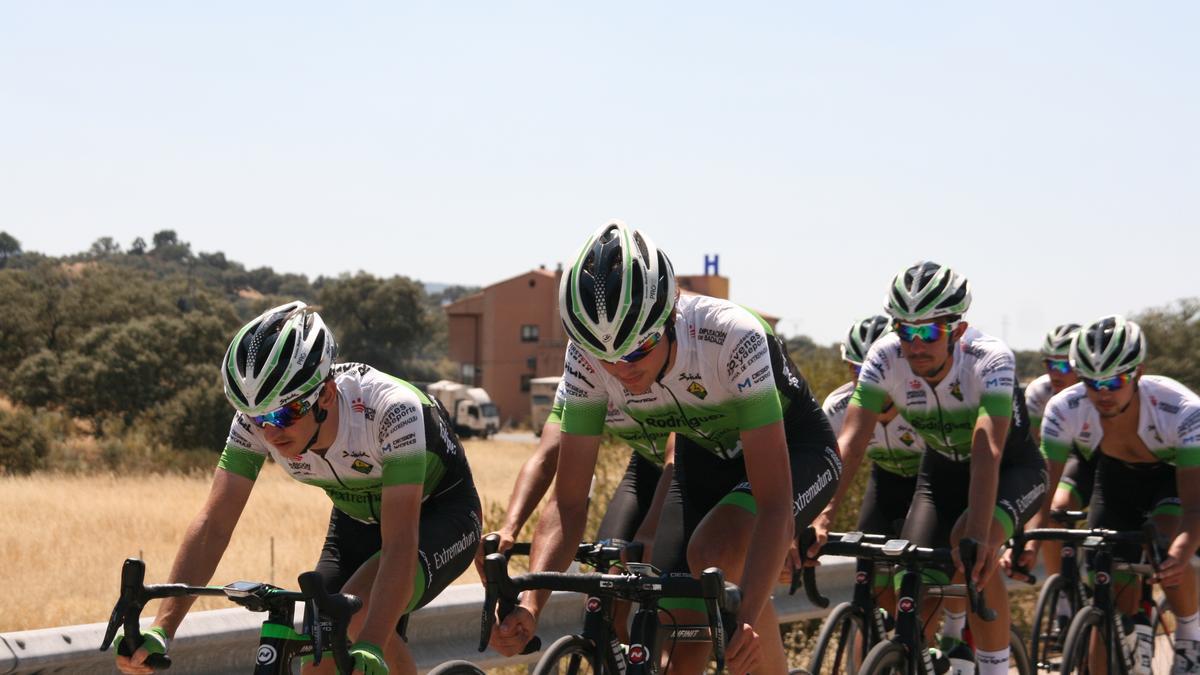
[490,605,537,657]
[807,511,833,565]
[1154,534,1197,588]
[349,640,388,675]
[1000,538,1039,581]
[113,626,168,675]
[725,621,762,675]
[475,530,515,580]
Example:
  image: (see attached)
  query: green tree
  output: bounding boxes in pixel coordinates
[89,236,122,257]
[0,231,20,268]
[151,229,192,262]
[316,273,440,377]
[130,237,147,255]
[1136,297,1200,391]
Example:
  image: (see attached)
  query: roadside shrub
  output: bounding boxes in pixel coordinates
[0,407,52,474]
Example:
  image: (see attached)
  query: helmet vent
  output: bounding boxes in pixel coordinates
[255,331,295,406]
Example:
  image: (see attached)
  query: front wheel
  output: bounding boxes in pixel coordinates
[808,602,869,675]
[426,660,487,675]
[1007,627,1034,675]
[1058,607,1109,675]
[1032,573,1073,672]
[530,634,601,675]
[859,639,909,675]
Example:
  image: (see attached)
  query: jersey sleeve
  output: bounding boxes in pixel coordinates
[850,341,892,414]
[1039,392,1076,464]
[976,347,1016,418]
[718,315,784,430]
[1173,403,1200,468]
[217,414,269,481]
[558,343,609,436]
[545,378,567,426]
[375,390,429,486]
[822,389,850,437]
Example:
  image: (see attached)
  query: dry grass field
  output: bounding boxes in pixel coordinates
[0,436,538,632]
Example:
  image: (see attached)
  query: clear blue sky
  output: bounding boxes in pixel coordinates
[3,2,1197,349]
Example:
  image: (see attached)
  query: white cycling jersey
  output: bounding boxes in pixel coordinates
[219,363,470,523]
[1025,374,1054,426]
[824,381,926,477]
[1040,375,1200,468]
[559,293,812,461]
[851,327,1016,462]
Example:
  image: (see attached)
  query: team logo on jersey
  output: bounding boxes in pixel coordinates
[909,380,922,391]
[1150,425,1164,444]
[900,431,915,446]
[687,381,708,399]
[949,380,963,402]
[352,398,366,413]
[351,459,373,474]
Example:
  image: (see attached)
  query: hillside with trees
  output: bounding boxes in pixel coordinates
[0,229,1197,476]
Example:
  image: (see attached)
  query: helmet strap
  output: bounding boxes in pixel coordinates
[299,400,330,454]
[653,319,677,384]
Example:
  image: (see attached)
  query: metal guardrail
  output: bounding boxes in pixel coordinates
[0,558,860,674]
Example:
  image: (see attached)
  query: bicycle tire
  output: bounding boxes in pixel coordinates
[1058,606,1109,675]
[426,660,488,675]
[858,639,908,675]
[531,634,602,675]
[807,601,868,675]
[1031,573,1072,672]
[1008,627,1035,675]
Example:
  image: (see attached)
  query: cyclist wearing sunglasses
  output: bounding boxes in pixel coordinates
[821,315,927,603]
[1012,324,1091,589]
[115,302,481,675]
[489,220,840,674]
[1033,315,1200,672]
[811,261,1046,674]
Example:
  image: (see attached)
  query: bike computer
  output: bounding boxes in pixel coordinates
[224,581,265,598]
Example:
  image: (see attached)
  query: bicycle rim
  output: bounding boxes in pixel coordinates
[859,639,908,675]
[1059,607,1107,675]
[1032,573,1072,672]
[426,660,488,675]
[1008,627,1034,675]
[808,602,868,675]
[531,634,603,675]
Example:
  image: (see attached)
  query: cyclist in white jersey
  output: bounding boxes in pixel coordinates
[821,315,926,601]
[1011,324,1086,589]
[1031,316,1200,672]
[489,221,840,674]
[811,261,1046,674]
[115,303,480,675]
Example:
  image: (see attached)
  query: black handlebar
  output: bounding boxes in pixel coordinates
[100,558,362,674]
[478,551,740,668]
[958,538,996,622]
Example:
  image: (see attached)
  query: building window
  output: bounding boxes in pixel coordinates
[461,363,476,383]
[520,374,533,392]
[521,324,540,342]
[526,357,537,370]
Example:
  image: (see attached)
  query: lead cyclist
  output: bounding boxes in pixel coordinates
[488,220,841,674]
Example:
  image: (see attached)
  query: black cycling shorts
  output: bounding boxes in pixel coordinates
[1056,446,1098,508]
[595,452,663,544]
[650,431,842,576]
[1087,452,1179,562]
[314,477,482,632]
[858,464,917,538]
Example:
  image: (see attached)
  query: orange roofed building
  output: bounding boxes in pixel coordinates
[444,266,777,426]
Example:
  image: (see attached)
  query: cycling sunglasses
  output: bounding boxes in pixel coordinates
[616,331,664,364]
[894,321,957,344]
[251,387,322,429]
[1044,358,1073,375]
[1082,371,1137,392]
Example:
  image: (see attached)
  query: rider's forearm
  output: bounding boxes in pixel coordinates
[153,513,237,635]
[501,444,559,537]
[966,429,1002,538]
[357,537,418,648]
[521,494,588,616]
[737,501,792,626]
[824,425,871,518]
[1029,458,1065,531]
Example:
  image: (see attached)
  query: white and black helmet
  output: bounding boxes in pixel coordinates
[559,220,676,362]
[842,315,893,365]
[222,301,337,416]
[885,261,972,322]
[1040,323,1082,358]
[1070,315,1146,380]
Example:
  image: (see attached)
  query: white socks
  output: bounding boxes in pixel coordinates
[976,647,1011,674]
[942,609,967,640]
[1177,612,1200,642]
